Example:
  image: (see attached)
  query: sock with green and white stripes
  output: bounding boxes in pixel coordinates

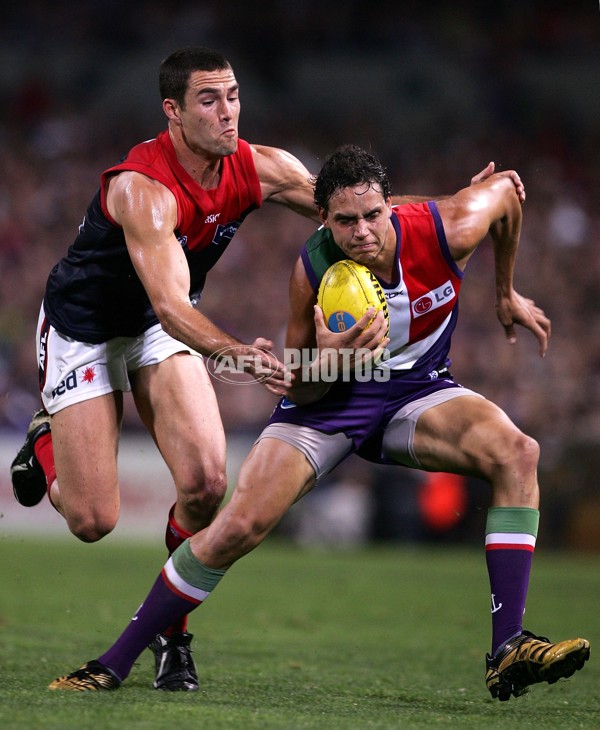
[98,539,226,681]
[485,506,539,656]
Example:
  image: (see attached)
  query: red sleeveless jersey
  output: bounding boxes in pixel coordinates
[101,130,262,252]
[44,132,262,342]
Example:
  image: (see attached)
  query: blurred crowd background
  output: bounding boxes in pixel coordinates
[1,1,599,548]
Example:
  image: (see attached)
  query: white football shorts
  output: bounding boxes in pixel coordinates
[36,304,202,415]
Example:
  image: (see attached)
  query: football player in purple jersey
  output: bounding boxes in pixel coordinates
[49,145,588,700]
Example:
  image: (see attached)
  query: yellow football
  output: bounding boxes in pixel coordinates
[317,260,389,335]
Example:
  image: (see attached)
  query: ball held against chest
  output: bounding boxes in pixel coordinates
[317,260,390,335]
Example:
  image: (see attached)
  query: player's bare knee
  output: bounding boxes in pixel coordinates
[487,430,540,505]
[68,522,114,543]
[178,470,227,514]
[66,511,117,543]
[202,473,228,507]
[507,431,540,477]
[484,427,539,475]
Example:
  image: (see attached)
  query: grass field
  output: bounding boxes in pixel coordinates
[1,536,598,729]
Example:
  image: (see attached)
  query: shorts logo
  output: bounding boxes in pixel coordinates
[51,366,97,398]
[52,370,78,398]
[412,281,455,319]
[81,366,97,384]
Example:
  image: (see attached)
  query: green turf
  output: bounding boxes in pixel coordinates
[0,536,598,729]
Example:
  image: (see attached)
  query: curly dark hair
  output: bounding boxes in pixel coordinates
[159,47,232,107]
[313,145,392,212]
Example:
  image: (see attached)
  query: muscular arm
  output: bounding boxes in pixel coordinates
[392,162,526,205]
[285,257,319,352]
[437,175,522,268]
[105,171,288,392]
[438,174,550,355]
[251,144,319,221]
[251,152,526,221]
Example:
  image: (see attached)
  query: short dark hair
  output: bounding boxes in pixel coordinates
[313,145,392,212]
[159,47,233,106]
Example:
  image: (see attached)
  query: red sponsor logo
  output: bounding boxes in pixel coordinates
[413,296,433,314]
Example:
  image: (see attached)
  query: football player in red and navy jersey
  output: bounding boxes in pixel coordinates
[49,146,588,699]
[13,46,320,693]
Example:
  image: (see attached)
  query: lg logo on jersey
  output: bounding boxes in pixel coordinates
[412,281,455,318]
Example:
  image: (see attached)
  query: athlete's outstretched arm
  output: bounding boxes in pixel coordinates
[391,162,526,206]
[252,150,526,220]
[438,174,550,355]
[106,171,289,394]
[251,144,319,220]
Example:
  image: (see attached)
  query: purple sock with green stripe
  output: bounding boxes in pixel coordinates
[98,540,226,681]
[485,507,539,657]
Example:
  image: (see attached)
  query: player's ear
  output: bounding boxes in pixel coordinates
[318,207,329,227]
[163,98,181,123]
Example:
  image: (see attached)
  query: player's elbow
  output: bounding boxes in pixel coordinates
[154,299,191,340]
